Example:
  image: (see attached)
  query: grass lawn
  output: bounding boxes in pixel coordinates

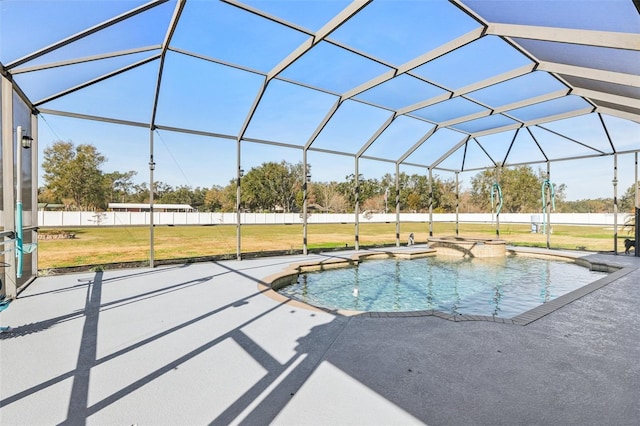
[36,222,629,271]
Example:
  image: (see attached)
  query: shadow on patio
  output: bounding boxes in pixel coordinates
[1,252,638,425]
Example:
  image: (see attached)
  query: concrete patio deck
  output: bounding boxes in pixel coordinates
[1,248,638,425]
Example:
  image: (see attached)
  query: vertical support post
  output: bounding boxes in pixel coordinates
[455,171,459,237]
[303,148,308,255]
[31,113,38,276]
[546,162,551,250]
[636,206,640,257]
[236,140,242,260]
[495,167,501,239]
[428,168,433,237]
[613,153,618,254]
[2,75,16,298]
[354,157,359,250]
[148,128,155,268]
[16,126,24,278]
[395,163,400,247]
[634,152,640,257]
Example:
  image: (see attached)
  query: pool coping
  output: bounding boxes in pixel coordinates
[258,245,638,326]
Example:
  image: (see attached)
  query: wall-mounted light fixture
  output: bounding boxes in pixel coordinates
[21,134,33,149]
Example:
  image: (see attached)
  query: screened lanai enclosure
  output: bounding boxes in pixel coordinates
[1,0,639,297]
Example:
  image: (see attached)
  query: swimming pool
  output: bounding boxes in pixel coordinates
[276,255,608,318]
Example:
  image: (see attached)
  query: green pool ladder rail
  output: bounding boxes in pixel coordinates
[541,179,556,234]
[491,182,503,238]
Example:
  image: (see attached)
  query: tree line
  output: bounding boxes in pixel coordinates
[39,141,638,214]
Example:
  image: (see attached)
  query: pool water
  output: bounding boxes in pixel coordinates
[277,255,608,318]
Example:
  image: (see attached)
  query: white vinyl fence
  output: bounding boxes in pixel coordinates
[36,211,632,227]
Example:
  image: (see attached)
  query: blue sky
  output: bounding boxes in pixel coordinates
[2,0,638,201]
